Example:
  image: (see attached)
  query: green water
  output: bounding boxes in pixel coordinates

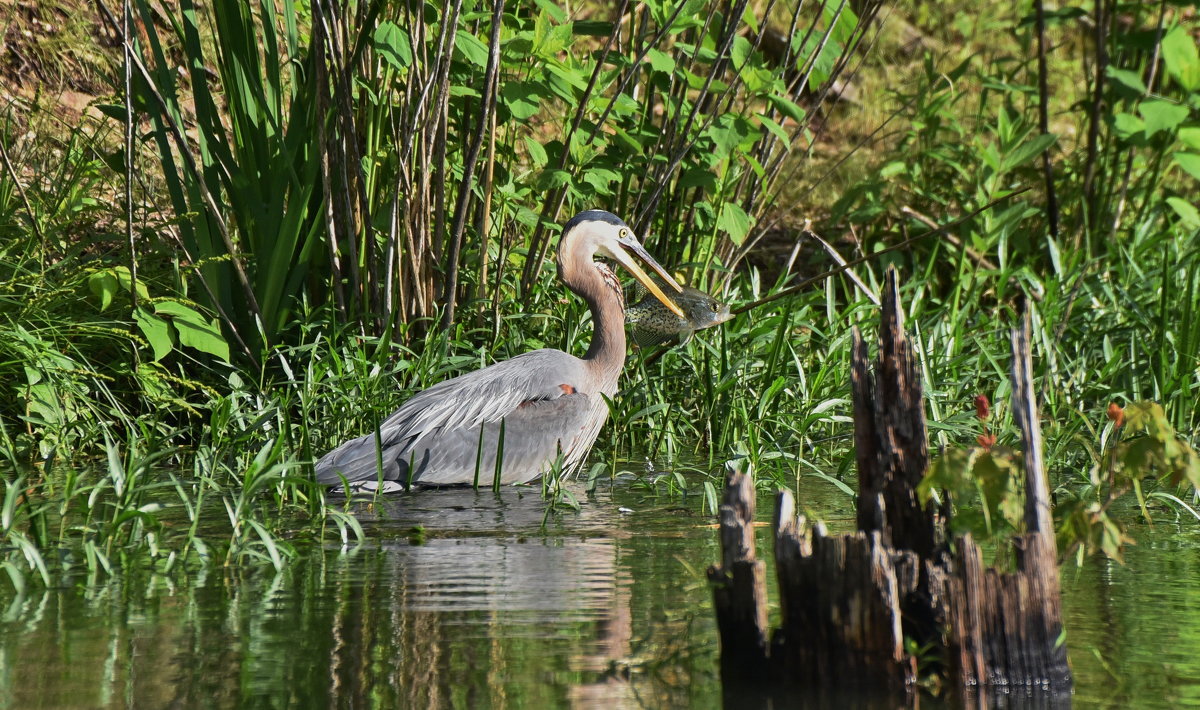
[1,471,1198,708]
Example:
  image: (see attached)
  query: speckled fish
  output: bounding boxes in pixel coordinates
[625,284,733,347]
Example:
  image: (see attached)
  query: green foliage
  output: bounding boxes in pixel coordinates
[5,0,1200,586]
[919,445,1025,539]
[131,0,319,354]
[1118,402,1200,490]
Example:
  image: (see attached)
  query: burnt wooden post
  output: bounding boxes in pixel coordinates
[852,276,938,559]
[707,471,768,680]
[946,299,1072,691]
[710,270,1071,701]
[772,492,915,693]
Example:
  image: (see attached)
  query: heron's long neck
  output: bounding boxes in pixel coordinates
[567,259,626,383]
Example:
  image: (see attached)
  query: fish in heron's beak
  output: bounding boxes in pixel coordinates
[606,232,685,318]
[626,285,733,347]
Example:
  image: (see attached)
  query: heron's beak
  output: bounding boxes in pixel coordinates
[610,238,685,318]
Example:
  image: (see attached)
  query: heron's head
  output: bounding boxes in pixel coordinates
[560,210,685,317]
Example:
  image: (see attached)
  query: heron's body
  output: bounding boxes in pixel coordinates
[315,211,683,490]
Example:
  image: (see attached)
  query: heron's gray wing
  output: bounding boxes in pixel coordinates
[404,392,605,486]
[314,349,593,486]
[379,349,588,443]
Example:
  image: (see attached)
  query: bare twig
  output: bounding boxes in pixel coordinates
[1034,0,1060,241]
[732,189,1029,316]
[900,206,998,271]
[441,0,504,332]
[807,229,881,306]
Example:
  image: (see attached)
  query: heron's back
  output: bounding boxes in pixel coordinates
[315,349,616,488]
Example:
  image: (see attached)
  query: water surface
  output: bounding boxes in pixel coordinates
[1,472,1198,708]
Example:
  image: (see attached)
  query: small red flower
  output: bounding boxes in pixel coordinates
[1106,402,1125,428]
[974,394,990,421]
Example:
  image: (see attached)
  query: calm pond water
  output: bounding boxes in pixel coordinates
[1,469,1199,708]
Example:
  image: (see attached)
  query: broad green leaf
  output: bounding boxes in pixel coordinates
[1162,25,1200,91]
[999,133,1057,173]
[678,167,717,191]
[756,113,790,145]
[134,307,173,361]
[523,136,548,167]
[373,21,412,70]
[532,0,568,23]
[1175,153,1200,182]
[730,35,752,69]
[153,299,208,325]
[1179,127,1200,150]
[545,62,589,91]
[153,300,230,361]
[645,48,674,74]
[1112,112,1145,140]
[716,202,752,244]
[108,265,149,300]
[1106,66,1147,94]
[707,124,742,157]
[582,168,620,194]
[500,81,543,120]
[768,94,806,123]
[1139,100,1189,138]
[88,271,120,311]
[173,317,230,362]
[539,169,571,190]
[454,30,490,67]
[533,14,573,57]
[1166,197,1200,229]
[744,153,765,179]
[740,4,760,33]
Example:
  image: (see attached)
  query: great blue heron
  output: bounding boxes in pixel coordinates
[315,210,684,490]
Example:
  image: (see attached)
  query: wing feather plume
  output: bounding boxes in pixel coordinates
[315,349,601,487]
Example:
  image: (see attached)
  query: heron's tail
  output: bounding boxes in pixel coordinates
[314,433,405,486]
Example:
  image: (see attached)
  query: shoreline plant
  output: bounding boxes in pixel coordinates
[0,0,1198,590]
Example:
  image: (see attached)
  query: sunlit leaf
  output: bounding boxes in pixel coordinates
[87,271,119,311]
[523,136,548,167]
[1138,100,1189,138]
[730,35,752,69]
[1105,66,1147,94]
[134,307,173,361]
[645,48,675,74]
[768,93,806,123]
[1162,25,1200,91]
[716,201,752,244]
[1173,153,1200,182]
[454,30,490,67]
[999,133,1057,173]
[373,21,412,70]
[500,81,543,120]
[1166,197,1200,228]
[1112,112,1145,141]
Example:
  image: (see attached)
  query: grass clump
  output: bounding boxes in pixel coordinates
[1,0,1199,590]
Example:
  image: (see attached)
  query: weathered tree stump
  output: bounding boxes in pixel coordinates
[710,268,1072,704]
[706,472,769,679]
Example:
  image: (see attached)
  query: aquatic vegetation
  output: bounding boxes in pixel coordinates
[0,0,1198,595]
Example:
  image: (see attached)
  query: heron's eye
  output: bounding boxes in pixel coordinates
[619,228,629,239]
